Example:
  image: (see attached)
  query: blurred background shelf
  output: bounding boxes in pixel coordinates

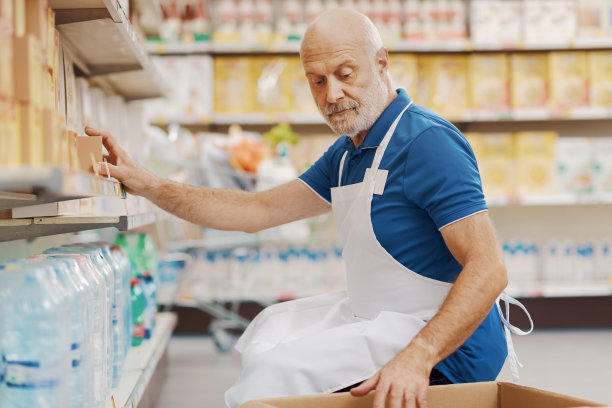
[50,0,169,100]
[0,166,125,210]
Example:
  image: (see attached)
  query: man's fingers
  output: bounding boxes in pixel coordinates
[404,393,416,408]
[372,381,390,408]
[97,161,126,181]
[416,387,428,408]
[388,386,403,408]
[350,372,379,396]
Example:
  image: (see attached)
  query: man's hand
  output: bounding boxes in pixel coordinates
[350,345,432,408]
[85,126,160,196]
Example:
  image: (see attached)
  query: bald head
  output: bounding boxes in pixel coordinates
[300,8,384,61]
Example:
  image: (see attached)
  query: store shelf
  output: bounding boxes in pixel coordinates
[507,283,612,299]
[107,312,177,408]
[146,39,612,55]
[0,212,156,242]
[50,0,169,100]
[151,107,612,128]
[486,194,612,208]
[0,166,125,210]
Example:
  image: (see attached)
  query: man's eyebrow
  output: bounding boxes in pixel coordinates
[305,59,358,76]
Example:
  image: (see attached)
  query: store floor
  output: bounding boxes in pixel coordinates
[155,329,612,408]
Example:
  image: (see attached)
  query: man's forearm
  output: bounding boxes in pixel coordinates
[142,178,264,232]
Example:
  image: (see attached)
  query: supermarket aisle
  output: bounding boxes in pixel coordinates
[156,329,612,407]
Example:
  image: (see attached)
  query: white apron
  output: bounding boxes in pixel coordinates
[225,102,531,408]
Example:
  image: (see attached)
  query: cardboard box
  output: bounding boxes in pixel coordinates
[13,0,25,38]
[469,53,510,111]
[25,0,47,46]
[0,18,12,98]
[5,100,21,165]
[516,131,558,195]
[45,7,54,68]
[252,57,291,113]
[42,108,61,165]
[477,133,516,197]
[13,34,43,105]
[511,53,549,109]
[556,137,594,194]
[19,102,43,165]
[417,55,469,119]
[388,54,419,101]
[237,382,605,408]
[75,135,102,173]
[214,57,254,113]
[63,48,79,132]
[589,51,612,107]
[549,51,589,109]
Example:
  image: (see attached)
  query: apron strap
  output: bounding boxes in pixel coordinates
[370,101,413,173]
[496,291,534,382]
[338,151,348,187]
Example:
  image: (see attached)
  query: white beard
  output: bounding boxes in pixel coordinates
[319,73,388,137]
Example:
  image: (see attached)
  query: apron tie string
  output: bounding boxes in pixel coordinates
[496,291,533,382]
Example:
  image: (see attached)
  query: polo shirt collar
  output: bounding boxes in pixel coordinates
[359,89,412,149]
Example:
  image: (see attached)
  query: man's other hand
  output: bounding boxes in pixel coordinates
[350,349,431,408]
[85,126,159,196]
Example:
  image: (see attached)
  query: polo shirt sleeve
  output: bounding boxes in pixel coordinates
[298,137,346,204]
[404,126,487,230]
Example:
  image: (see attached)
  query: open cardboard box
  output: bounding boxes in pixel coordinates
[238,382,607,408]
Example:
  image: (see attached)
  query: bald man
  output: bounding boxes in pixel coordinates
[88,8,527,408]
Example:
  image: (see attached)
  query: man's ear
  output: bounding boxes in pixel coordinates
[376,47,389,75]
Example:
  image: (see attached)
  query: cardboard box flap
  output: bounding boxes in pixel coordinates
[237,382,607,408]
[498,382,605,408]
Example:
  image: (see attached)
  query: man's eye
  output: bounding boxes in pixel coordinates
[341,73,351,79]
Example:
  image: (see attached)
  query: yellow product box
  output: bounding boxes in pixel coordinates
[0,0,12,24]
[515,131,558,195]
[588,51,612,107]
[19,102,43,165]
[63,49,79,133]
[510,53,548,109]
[42,108,62,165]
[463,132,483,164]
[13,34,43,105]
[549,51,589,109]
[6,100,21,165]
[25,0,47,46]
[0,18,12,98]
[285,56,318,114]
[419,55,469,119]
[389,53,418,99]
[477,133,516,197]
[0,98,6,165]
[214,57,254,114]
[46,7,54,68]
[252,56,291,113]
[13,0,24,37]
[469,53,510,111]
[43,69,54,110]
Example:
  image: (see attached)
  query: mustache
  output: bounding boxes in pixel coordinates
[324,100,359,115]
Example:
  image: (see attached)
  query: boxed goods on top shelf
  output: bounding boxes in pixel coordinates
[147,0,612,52]
[467,132,612,203]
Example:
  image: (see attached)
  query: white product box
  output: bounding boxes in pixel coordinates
[556,137,594,194]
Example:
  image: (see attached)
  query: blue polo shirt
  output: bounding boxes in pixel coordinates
[298,89,507,384]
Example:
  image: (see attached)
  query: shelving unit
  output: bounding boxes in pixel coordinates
[107,312,177,408]
[50,0,169,100]
[0,166,125,210]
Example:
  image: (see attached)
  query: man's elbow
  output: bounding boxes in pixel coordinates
[494,262,509,293]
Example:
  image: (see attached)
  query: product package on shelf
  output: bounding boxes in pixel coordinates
[556,137,594,195]
[286,56,318,114]
[253,56,292,114]
[276,0,305,42]
[588,51,612,108]
[469,0,521,48]
[388,54,418,101]
[468,53,510,112]
[575,0,611,45]
[591,138,612,196]
[213,0,241,43]
[549,51,589,110]
[0,17,12,99]
[523,0,576,48]
[214,56,254,113]
[470,133,516,198]
[515,132,558,196]
[417,55,469,120]
[510,53,549,110]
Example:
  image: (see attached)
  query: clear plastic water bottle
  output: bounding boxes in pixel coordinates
[111,245,133,361]
[0,262,71,408]
[27,256,91,408]
[0,266,27,408]
[45,246,113,400]
[140,273,157,339]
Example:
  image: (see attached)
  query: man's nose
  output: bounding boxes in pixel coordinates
[326,78,344,104]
